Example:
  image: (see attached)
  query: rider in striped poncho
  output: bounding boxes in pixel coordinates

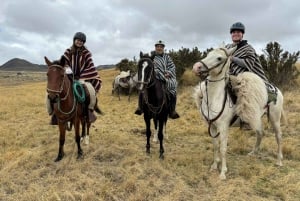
[226,22,268,82]
[47,32,102,124]
[134,40,180,119]
[226,22,276,95]
[63,32,102,92]
[193,22,276,129]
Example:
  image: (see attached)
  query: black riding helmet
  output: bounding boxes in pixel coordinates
[73,32,86,43]
[230,22,245,34]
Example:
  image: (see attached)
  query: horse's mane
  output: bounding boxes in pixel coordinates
[52,56,66,66]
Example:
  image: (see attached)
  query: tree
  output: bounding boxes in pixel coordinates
[115,58,137,73]
[168,47,213,82]
[259,41,299,90]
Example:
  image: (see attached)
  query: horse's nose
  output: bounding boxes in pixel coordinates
[48,93,58,102]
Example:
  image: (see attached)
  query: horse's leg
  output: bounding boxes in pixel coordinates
[248,116,263,156]
[75,118,83,159]
[269,103,283,166]
[218,127,229,180]
[80,118,86,142]
[158,119,165,159]
[210,124,220,171]
[153,118,158,143]
[55,123,66,162]
[117,86,121,101]
[128,87,131,102]
[84,122,91,145]
[210,137,220,171]
[144,115,151,154]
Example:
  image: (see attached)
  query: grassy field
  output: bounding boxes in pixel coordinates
[0,69,300,201]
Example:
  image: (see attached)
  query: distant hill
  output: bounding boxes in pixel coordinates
[0,58,47,72]
[0,58,115,72]
[96,64,116,70]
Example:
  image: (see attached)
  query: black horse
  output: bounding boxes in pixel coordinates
[136,52,169,159]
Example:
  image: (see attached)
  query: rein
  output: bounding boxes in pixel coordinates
[200,48,231,138]
[201,79,228,138]
[200,48,229,77]
[138,58,166,114]
[47,65,78,116]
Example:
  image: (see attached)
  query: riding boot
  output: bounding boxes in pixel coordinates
[169,94,180,119]
[134,92,143,115]
[88,110,97,123]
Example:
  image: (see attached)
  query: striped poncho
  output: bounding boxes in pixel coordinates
[226,40,268,82]
[63,46,102,92]
[153,53,177,96]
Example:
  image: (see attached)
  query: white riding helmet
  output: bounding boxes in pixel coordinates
[155,40,165,47]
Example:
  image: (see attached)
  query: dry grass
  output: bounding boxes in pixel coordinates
[0,69,300,201]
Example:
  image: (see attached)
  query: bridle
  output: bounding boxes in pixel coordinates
[200,48,232,138]
[199,48,230,79]
[136,58,166,114]
[47,64,76,115]
[47,65,67,97]
[136,58,155,87]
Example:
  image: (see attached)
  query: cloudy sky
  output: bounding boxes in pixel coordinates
[0,0,299,66]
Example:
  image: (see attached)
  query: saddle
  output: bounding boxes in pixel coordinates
[120,76,130,84]
[70,78,95,122]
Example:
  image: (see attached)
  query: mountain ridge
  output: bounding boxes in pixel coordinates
[0,58,115,71]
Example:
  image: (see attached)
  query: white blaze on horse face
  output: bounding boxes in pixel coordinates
[138,61,148,90]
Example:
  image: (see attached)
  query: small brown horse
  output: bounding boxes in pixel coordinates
[45,56,92,162]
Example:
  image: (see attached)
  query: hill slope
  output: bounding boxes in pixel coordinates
[0,58,46,71]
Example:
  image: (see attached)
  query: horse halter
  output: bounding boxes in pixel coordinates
[47,64,66,94]
[199,48,230,77]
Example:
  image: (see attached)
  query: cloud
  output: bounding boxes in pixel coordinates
[0,0,299,66]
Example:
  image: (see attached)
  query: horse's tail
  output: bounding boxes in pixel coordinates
[94,98,104,115]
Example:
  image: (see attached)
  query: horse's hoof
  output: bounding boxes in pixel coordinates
[248,151,256,156]
[210,164,218,172]
[146,149,150,154]
[54,155,63,162]
[219,173,226,180]
[77,152,84,160]
[159,154,164,160]
[54,154,64,162]
[276,161,283,166]
[82,136,89,145]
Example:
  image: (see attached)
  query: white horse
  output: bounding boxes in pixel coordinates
[112,71,138,101]
[193,46,285,180]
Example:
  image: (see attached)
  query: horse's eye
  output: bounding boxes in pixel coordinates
[217,57,222,61]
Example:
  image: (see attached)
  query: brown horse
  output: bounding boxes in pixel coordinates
[45,56,93,162]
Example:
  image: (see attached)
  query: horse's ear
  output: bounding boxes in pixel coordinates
[44,56,52,66]
[219,41,226,48]
[139,51,143,58]
[227,46,237,56]
[59,55,66,66]
[150,51,156,60]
